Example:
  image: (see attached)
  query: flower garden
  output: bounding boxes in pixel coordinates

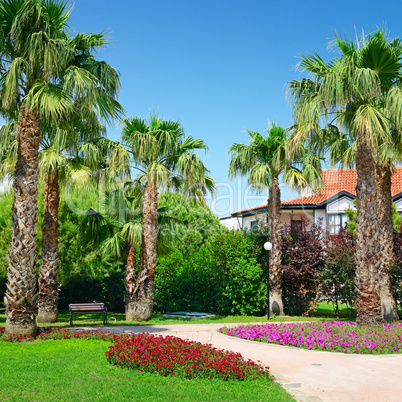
[219,321,402,354]
[0,327,269,381]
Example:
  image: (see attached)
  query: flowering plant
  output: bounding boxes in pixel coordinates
[0,327,35,343]
[0,327,270,381]
[219,321,402,354]
[105,333,270,380]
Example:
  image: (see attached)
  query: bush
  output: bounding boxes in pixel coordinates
[154,252,226,314]
[154,231,267,316]
[281,222,324,316]
[316,228,356,314]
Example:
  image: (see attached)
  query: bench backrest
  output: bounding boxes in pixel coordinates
[69,303,105,311]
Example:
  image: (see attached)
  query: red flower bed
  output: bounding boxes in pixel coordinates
[105,333,270,381]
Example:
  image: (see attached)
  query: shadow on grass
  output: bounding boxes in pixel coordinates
[3,301,384,328]
[310,302,357,320]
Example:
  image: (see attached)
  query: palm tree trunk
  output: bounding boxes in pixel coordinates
[268,176,284,316]
[37,169,60,323]
[4,106,40,337]
[125,240,138,321]
[355,128,383,326]
[376,159,399,321]
[126,177,158,321]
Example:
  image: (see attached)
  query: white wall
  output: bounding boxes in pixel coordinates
[314,209,326,231]
[220,216,241,230]
[242,213,266,229]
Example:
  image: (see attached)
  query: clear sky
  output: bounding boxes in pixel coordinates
[67,1,402,216]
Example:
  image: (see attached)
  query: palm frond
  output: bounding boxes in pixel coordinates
[25,79,71,121]
[39,148,66,173]
[78,208,116,248]
[246,163,269,193]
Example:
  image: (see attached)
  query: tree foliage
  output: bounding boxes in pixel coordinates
[154,230,267,316]
[345,203,402,235]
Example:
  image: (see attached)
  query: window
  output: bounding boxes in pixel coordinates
[291,219,303,232]
[250,220,258,230]
[290,219,303,240]
[328,213,348,234]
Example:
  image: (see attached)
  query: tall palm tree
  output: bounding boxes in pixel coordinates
[228,123,323,317]
[0,126,121,323]
[78,180,174,321]
[37,126,102,323]
[0,0,121,336]
[121,115,215,321]
[37,28,123,323]
[323,125,400,321]
[288,30,402,326]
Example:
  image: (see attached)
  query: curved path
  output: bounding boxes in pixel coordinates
[77,322,402,402]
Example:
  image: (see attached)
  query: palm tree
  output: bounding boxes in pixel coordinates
[37,28,123,322]
[37,126,101,323]
[0,0,121,336]
[121,115,215,321]
[228,123,322,317]
[78,180,174,321]
[0,126,121,323]
[323,125,399,322]
[288,30,402,326]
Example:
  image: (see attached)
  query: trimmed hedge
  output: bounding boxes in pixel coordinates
[154,231,267,316]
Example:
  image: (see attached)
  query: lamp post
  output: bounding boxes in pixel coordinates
[264,241,272,320]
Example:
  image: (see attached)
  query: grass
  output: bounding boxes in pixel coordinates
[0,302,357,328]
[0,339,294,401]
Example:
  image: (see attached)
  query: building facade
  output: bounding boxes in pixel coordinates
[222,168,402,233]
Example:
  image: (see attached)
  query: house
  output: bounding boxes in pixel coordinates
[222,167,402,233]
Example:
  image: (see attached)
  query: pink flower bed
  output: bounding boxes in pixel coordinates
[219,321,402,354]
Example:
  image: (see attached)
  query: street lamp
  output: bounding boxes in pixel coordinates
[264,241,272,320]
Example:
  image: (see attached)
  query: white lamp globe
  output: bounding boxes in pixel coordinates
[264,242,272,251]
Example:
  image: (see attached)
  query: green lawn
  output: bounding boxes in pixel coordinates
[0,339,294,401]
[0,302,357,328]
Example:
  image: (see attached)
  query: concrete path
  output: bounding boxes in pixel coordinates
[75,322,402,402]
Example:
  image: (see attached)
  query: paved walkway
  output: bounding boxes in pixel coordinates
[75,322,402,402]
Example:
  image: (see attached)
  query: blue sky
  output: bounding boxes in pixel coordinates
[68,0,402,216]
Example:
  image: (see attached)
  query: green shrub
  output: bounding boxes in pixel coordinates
[223,257,266,315]
[154,251,227,314]
[154,231,267,316]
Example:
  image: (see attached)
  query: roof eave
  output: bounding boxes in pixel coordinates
[231,206,268,217]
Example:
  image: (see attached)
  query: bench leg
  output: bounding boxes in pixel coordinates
[104,312,107,325]
[69,313,73,326]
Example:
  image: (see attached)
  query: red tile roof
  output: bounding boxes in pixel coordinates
[232,203,268,215]
[231,167,402,214]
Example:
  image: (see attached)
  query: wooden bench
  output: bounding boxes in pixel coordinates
[68,303,107,326]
